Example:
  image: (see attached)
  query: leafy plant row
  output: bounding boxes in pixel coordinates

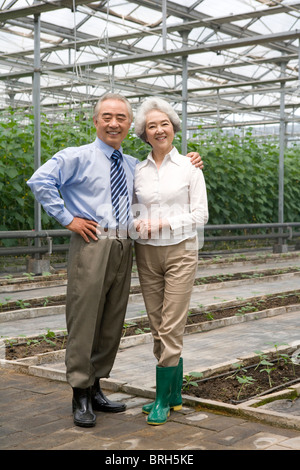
[1,108,299,236]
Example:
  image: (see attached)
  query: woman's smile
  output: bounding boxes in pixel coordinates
[145,109,175,157]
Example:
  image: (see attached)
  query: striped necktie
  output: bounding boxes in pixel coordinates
[110,149,130,226]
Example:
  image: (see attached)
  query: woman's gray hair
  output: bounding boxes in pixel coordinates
[134,97,181,143]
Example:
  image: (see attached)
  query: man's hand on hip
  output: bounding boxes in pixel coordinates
[66,217,99,243]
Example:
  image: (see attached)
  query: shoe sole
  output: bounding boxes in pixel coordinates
[142,404,182,415]
[92,405,126,413]
[73,419,96,427]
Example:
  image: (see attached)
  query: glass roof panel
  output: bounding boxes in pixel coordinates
[0,0,299,135]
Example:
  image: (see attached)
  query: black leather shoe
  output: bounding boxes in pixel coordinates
[91,380,126,413]
[72,387,96,427]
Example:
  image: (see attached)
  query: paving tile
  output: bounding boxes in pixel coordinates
[2,262,300,450]
[231,432,293,450]
[199,423,263,447]
[172,410,247,431]
[277,436,300,450]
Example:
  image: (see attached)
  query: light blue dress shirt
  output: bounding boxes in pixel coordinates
[27,138,138,229]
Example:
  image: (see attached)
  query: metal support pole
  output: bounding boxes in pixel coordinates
[278,61,286,226]
[30,12,49,273]
[162,0,167,52]
[111,64,115,92]
[181,30,189,156]
[33,13,41,236]
[274,61,288,253]
[299,39,300,82]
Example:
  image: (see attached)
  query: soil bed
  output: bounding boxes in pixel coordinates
[183,352,300,405]
[186,290,300,325]
[0,294,66,312]
[4,290,300,361]
[0,273,67,287]
[121,291,300,337]
[1,266,299,312]
[194,266,300,285]
[130,266,300,294]
[5,333,68,360]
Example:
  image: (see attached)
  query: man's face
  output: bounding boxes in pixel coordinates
[93,98,132,149]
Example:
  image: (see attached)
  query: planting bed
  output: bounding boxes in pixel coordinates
[183,350,300,404]
[0,265,299,312]
[194,266,300,285]
[123,290,300,336]
[4,290,300,361]
[2,258,300,410]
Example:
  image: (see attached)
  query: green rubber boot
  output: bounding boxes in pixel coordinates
[142,358,183,415]
[147,364,178,426]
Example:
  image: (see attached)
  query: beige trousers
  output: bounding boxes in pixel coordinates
[65,234,132,388]
[135,238,198,367]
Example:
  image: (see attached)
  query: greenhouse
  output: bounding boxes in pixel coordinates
[2,1,300,452]
[1,0,300,256]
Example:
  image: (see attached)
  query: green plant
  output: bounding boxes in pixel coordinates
[122,321,137,337]
[0,301,7,311]
[26,338,39,346]
[38,328,56,347]
[260,364,276,388]
[60,330,68,349]
[254,350,273,370]
[182,372,203,391]
[1,111,300,232]
[5,338,17,348]
[205,312,214,321]
[236,302,258,316]
[23,272,35,280]
[279,353,296,376]
[266,341,288,364]
[226,361,256,400]
[15,299,31,309]
[236,375,256,400]
[134,327,151,335]
[0,297,12,311]
[226,362,247,379]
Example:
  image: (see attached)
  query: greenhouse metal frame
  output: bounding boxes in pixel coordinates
[0,0,300,249]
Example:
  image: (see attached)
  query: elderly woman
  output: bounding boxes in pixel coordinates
[133,97,208,425]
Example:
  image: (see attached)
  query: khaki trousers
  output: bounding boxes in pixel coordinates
[65,234,132,388]
[135,238,198,367]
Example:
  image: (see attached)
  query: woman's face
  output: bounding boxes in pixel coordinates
[145,109,175,154]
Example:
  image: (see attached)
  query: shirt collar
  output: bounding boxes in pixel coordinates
[145,146,179,165]
[95,137,124,160]
[168,146,180,164]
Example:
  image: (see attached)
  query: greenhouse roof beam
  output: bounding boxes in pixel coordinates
[2,2,300,58]
[117,53,298,83]
[188,118,300,129]
[0,0,94,21]
[129,0,300,48]
[129,0,300,22]
[1,0,299,23]
[187,101,299,117]
[1,28,297,82]
[1,0,300,136]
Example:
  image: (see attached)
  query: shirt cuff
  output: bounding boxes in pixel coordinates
[56,210,74,227]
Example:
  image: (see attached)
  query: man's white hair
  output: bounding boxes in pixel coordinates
[93,92,133,122]
[134,97,181,143]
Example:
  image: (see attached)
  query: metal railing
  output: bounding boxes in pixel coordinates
[0,222,299,257]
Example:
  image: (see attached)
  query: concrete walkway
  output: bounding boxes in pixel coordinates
[1,252,300,451]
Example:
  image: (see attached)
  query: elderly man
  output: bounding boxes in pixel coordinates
[27,93,203,427]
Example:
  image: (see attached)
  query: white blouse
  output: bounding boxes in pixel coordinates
[133,146,208,246]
